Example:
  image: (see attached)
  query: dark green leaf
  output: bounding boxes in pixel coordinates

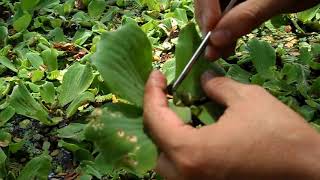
[17,154,51,180]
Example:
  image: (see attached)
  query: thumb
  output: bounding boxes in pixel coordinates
[201,71,247,106]
[209,0,280,48]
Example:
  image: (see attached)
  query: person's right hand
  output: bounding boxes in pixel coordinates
[195,0,319,59]
[144,70,320,180]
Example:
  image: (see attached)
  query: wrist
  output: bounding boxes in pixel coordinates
[292,133,320,179]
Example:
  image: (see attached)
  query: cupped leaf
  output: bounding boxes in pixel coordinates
[92,23,152,107]
[0,106,15,127]
[0,56,17,72]
[41,48,58,72]
[57,123,86,142]
[248,39,276,78]
[26,52,44,69]
[17,154,51,180]
[39,82,55,104]
[13,11,32,32]
[88,0,106,18]
[227,64,252,83]
[66,91,95,118]
[21,0,40,11]
[175,23,225,105]
[58,63,94,106]
[85,104,157,175]
[9,82,52,125]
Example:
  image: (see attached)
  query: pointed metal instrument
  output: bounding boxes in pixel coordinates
[171,0,238,92]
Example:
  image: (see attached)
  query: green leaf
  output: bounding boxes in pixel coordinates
[73,29,93,45]
[17,154,51,180]
[40,82,55,104]
[88,0,106,18]
[175,23,225,105]
[21,0,40,11]
[161,59,175,84]
[57,123,86,142]
[26,52,44,69]
[13,11,32,32]
[174,8,188,27]
[0,148,6,177]
[92,23,152,107]
[0,26,8,46]
[85,104,157,174]
[0,131,11,147]
[0,56,18,72]
[248,39,276,77]
[0,106,15,127]
[227,65,252,83]
[58,63,94,106]
[9,82,52,125]
[168,100,191,123]
[297,4,320,23]
[31,70,44,82]
[66,91,95,118]
[41,48,58,72]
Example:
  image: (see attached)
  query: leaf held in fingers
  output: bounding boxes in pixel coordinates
[175,23,225,105]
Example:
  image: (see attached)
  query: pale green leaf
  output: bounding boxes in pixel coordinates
[9,82,52,125]
[248,39,276,77]
[58,63,94,106]
[85,104,157,174]
[0,106,15,127]
[41,48,58,72]
[0,56,17,72]
[26,52,44,69]
[40,82,55,104]
[66,91,95,118]
[92,23,152,107]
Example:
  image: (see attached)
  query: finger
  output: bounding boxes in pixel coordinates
[221,43,236,59]
[195,0,221,34]
[144,71,194,153]
[156,153,180,179]
[201,71,246,106]
[205,45,220,60]
[209,0,279,48]
[205,43,236,60]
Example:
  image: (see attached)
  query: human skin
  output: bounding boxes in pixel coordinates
[195,0,320,59]
[143,71,320,179]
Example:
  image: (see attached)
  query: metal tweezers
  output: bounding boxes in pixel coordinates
[171,0,238,91]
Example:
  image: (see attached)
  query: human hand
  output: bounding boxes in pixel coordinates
[195,0,319,59]
[143,70,320,179]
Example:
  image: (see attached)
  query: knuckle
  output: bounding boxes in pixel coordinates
[240,4,261,26]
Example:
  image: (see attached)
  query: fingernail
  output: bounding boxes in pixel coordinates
[201,71,214,83]
[211,30,231,47]
[150,70,162,85]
